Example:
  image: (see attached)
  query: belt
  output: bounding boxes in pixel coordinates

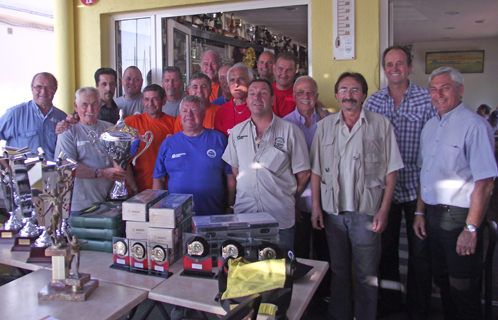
[426,204,467,212]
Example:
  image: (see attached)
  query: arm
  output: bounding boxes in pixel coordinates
[152,177,165,190]
[55,114,80,135]
[311,172,324,230]
[125,165,138,196]
[456,177,494,256]
[295,169,311,197]
[413,184,427,240]
[225,173,236,214]
[372,171,397,233]
[74,161,126,182]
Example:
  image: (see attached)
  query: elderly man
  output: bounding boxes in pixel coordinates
[200,50,222,101]
[211,63,233,106]
[153,95,235,216]
[257,51,275,83]
[161,66,185,117]
[173,73,221,132]
[272,52,298,118]
[311,72,403,320]
[0,72,66,161]
[115,66,145,118]
[214,62,253,136]
[283,76,328,261]
[55,87,137,212]
[364,45,437,318]
[94,67,120,124]
[414,67,497,320]
[125,84,175,192]
[222,79,310,253]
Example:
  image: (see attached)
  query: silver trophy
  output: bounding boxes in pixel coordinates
[88,110,153,200]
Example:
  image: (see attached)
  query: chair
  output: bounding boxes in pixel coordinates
[483,220,497,320]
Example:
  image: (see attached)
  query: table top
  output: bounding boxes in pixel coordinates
[0,243,51,271]
[0,269,148,320]
[148,258,329,320]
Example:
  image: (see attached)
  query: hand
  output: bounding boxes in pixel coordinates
[55,120,71,135]
[456,229,477,256]
[413,215,426,240]
[295,206,303,223]
[225,206,234,214]
[311,207,324,230]
[372,208,388,233]
[101,167,126,181]
[66,113,80,124]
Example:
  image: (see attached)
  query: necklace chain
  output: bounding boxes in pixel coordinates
[233,103,248,115]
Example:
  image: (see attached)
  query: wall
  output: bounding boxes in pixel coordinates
[409,37,498,111]
[66,0,380,114]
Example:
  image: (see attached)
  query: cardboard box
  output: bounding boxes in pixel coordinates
[122,189,168,221]
[126,221,149,240]
[149,194,193,228]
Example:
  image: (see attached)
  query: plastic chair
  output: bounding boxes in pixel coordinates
[483,220,497,320]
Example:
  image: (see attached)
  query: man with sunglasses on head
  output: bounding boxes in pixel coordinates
[0,72,66,161]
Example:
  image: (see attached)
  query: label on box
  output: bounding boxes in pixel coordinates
[134,262,144,268]
[154,265,164,272]
[192,263,202,270]
[116,258,125,265]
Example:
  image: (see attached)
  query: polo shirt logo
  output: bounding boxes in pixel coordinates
[274,137,285,150]
[207,149,216,158]
[172,153,186,159]
[237,135,247,140]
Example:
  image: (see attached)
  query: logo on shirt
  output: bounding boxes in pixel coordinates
[274,137,285,150]
[237,135,247,140]
[172,153,186,159]
[207,149,216,158]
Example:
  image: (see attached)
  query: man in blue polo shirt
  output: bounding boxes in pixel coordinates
[0,72,66,161]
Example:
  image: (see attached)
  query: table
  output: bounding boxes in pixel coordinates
[0,269,148,320]
[0,242,51,271]
[148,258,329,320]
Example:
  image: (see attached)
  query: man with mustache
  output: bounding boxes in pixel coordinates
[94,67,120,124]
[222,79,310,254]
[115,66,146,118]
[257,51,275,83]
[364,45,436,319]
[211,63,233,106]
[311,72,403,320]
[161,66,186,117]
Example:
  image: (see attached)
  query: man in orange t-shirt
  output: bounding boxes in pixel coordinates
[201,50,222,102]
[174,73,220,133]
[125,84,175,192]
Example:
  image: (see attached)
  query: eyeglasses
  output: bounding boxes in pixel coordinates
[32,85,56,92]
[295,90,317,97]
[338,88,361,95]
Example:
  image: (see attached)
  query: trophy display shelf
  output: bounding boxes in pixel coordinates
[38,242,99,301]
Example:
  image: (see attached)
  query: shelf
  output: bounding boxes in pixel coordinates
[186,25,265,52]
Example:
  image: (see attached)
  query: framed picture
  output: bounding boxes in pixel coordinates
[425,50,484,74]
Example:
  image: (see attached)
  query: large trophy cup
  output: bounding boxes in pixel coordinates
[89,110,152,200]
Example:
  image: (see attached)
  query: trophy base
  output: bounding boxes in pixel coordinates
[38,274,99,301]
[27,245,51,263]
[0,229,18,242]
[11,236,37,251]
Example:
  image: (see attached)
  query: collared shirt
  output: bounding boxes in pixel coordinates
[311,108,403,215]
[364,82,436,203]
[418,103,498,208]
[222,114,310,229]
[0,100,67,161]
[98,99,120,124]
[283,107,321,212]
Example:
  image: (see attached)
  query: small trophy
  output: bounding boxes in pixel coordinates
[0,153,21,242]
[88,110,153,200]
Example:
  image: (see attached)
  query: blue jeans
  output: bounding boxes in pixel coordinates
[278,226,295,256]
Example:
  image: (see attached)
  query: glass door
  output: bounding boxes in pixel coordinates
[115,18,152,96]
[163,18,191,91]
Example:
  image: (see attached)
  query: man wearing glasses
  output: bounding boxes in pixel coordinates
[310,72,403,320]
[0,72,66,161]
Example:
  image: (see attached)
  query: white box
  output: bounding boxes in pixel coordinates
[126,221,149,240]
[122,189,168,222]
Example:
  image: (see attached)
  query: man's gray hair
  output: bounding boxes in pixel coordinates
[180,94,206,111]
[162,66,182,79]
[293,75,318,92]
[227,62,254,83]
[200,50,221,63]
[218,63,234,78]
[428,67,464,87]
[75,87,100,104]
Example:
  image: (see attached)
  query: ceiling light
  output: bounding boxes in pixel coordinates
[443,27,455,30]
[475,20,485,23]
[444,11,459,15]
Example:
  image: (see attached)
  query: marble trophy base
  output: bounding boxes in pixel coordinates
[38,273,99,301]
[11,236,37,251]
[27,245,51,263]
[0,229,17,244]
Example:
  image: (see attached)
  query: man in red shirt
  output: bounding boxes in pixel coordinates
[214,62,253,136]
[272,52,298,118]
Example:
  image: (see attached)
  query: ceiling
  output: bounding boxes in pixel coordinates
[392,0,498,43]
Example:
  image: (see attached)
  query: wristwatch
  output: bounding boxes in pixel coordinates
[94,168,99,179]
[465,224,478,233]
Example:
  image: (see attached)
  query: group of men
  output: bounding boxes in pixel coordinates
[0,45,496,320]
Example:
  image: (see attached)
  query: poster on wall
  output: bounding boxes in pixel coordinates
[425,50,484,74]
[333,0,355,60]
